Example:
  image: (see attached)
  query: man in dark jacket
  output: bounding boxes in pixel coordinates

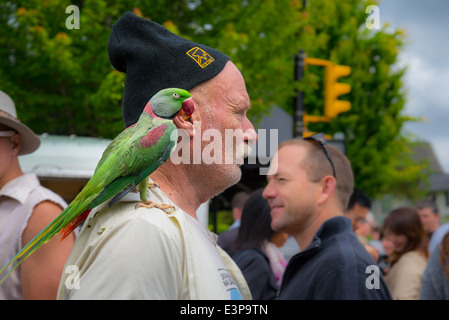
[262,135,391,299]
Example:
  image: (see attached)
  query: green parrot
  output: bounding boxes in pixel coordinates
[0,88,194,284]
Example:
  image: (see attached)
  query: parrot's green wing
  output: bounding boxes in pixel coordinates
[98,141,174,208]
[94,125,136,173]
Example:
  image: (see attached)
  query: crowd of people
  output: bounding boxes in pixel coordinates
[1,11,449,300]
[218,188,449,300]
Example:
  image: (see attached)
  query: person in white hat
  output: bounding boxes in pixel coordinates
[0,90,75,300]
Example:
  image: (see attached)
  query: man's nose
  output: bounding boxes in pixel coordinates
[242,118,257,146]
[262,183,275,199]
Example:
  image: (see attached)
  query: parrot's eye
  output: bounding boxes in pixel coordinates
[172,93,180,99]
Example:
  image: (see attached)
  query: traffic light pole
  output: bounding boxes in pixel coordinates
[293,50,351,138]
[302,57,351,122]
[293,1,309,138]
[293,49,306,138]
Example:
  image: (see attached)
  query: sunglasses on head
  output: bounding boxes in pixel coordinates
[304,133,336,178]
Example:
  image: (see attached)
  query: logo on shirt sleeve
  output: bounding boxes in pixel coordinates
[219,268,243,300]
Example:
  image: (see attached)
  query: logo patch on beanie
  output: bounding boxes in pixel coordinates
[186,47,215,68]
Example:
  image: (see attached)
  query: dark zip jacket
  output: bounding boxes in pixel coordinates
[278,216,392,300]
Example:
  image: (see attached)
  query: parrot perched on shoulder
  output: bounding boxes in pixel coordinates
[0,88,194,284]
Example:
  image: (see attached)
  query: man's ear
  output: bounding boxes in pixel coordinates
[317,176,337,205]
[173,110,199,138]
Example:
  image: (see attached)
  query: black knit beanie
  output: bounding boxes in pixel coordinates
[108,12,231,127]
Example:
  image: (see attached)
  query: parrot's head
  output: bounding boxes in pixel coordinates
[150,88,194,120]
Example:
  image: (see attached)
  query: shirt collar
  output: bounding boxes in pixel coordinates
[305,215,353,251]
[0,173,40,204]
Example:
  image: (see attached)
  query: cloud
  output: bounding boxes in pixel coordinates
[401,52,449,116]
[379,0,449,172]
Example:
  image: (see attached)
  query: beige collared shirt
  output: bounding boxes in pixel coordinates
[57,183,251,300]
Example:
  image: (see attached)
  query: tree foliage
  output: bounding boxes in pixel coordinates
[0,0,428,198]
[295,0,428,197]
[0,0,126,136]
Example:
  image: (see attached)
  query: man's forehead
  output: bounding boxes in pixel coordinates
[222,69,249,102]
[417,207,436,215]
[267,145,308,176]
[278,144,306,161]
[350,203,369,217]
[267,148,297,174]
[205,63,249,106]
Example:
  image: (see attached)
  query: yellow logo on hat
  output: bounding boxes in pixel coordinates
[186,47,215,68]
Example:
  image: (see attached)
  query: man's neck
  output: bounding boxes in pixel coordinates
[293,206,342,251]
[293,227,316,252]
[150,163,204,218]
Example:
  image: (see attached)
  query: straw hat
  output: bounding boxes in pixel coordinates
[0,90,40,155]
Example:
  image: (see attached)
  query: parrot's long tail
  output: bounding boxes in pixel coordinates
[0,204,85,285]
[60,209,91,240]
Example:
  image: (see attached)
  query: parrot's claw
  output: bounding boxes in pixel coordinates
[148,182,160,189]
[135,200,175,214]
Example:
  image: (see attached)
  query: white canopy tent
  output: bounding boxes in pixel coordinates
[19,134,112,179]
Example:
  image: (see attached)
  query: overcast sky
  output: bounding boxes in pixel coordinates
[378,0,449,172]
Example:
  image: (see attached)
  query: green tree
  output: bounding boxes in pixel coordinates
[0,0,127,137]
[295,0,428,198]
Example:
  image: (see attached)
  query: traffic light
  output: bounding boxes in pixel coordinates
[324,63,351,118]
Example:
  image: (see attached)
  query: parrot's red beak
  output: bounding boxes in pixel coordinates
[180,97,194,120]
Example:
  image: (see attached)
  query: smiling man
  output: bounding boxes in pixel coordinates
[262,135,391,300]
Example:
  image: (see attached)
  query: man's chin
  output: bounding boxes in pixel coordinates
[210,162,242,193]
[270,212,288,233]
[228,164,242,185]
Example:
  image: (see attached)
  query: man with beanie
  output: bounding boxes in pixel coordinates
[58,12,256,299]
[0,91,74,299]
